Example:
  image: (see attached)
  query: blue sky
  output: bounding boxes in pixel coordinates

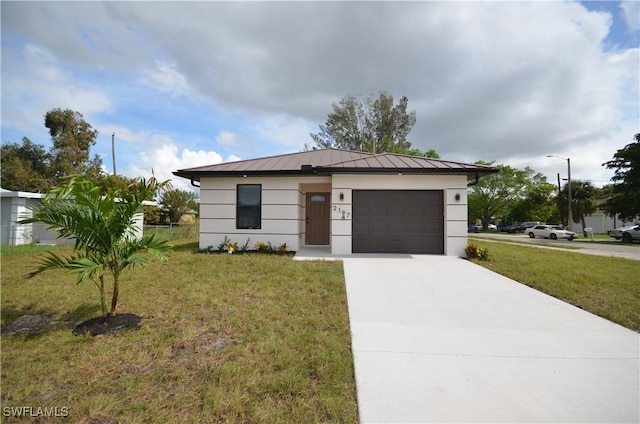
[2,1,638,192]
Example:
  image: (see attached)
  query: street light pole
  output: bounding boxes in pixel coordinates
[547,155,572,231]
[567,157,571,232]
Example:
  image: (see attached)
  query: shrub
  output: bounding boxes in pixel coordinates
[277,243,288,254]
[255,241,269,253]
[224,241,239,254]
[240,238,251,252]
[465,243,489,261]
[216,236,231,252]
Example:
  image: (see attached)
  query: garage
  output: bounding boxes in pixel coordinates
[352,190,444,254]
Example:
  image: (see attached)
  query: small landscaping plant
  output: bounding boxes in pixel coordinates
[277,243,288,254]
[224,241,240,254]
[16,175,173,334]
[255,241,269,253]
[216,236,231,253]
[465,243,489,261]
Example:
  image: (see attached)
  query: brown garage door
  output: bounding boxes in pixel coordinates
[352,190,444,254]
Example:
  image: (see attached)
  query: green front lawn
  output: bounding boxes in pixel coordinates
[1,240,358,423]
[468,240,640,332]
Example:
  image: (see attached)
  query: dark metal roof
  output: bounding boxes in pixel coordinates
[172,148,497,181]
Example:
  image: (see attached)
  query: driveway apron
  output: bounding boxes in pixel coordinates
[343,256,639,423]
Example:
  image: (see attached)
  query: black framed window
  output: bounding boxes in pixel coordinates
[237,184,261,229]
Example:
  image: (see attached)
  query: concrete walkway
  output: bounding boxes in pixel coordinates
[342,256,639,423]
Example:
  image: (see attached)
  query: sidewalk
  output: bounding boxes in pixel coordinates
[343,255,640,423]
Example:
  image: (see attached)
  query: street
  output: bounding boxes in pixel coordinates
[470,232,640,261]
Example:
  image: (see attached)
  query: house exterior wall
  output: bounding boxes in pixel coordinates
[572,211,638,234]
[0,196,39,246]
[1,196,13,245]
[199,176,331,251]
[1,190,145,246]
[330,174,469,256]
[199,174,469,256]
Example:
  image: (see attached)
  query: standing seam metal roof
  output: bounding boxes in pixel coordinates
[173,148,496,177]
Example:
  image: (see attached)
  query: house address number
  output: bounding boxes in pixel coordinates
[332,205,351,219]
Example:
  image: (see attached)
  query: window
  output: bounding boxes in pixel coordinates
[237,184,261,229]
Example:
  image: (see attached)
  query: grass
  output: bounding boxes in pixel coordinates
[0,243,67,257]
[468,240,640,332]
[1,239,358,423]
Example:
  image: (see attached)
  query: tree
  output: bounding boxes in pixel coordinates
[510,181,558,223]
[557,180,598,235]
[160,189,199,223]
[468,162,533,229]
[1,109,107,192]
[602,134,640,222]
[93,174,139,197]
[384,145,441,158]
[310,91,417,153]
[0,137,52,192]
[18,175,173,317]
[45,108,103,184]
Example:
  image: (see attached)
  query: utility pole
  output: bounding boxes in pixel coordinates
[567,157,572,232]
[112,133,116,176]
[547,155,572,231]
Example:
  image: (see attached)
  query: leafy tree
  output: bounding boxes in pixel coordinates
[160,189,199,223]
[2,109,107,192]
[45,108,103,184]
[384,145,441,158]
[93,174,139,197]
[18,175,173,317]
[510,181,557,223]
[144,205,166,225]
[0,137,52,192]
[468,162,534,229]
[310,91,417,153]
[602,134,640,222]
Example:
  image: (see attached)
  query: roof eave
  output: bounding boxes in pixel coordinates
[172,169,322,181]
[173,166,497,182]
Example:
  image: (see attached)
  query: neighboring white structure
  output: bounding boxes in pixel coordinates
[1,188,150,246]
[0,188,68,246]
[174,149,496,257]
[573,210,638,234]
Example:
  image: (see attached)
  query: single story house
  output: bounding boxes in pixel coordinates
[0,189,58,246]
[173,148,496,256]
[573,211,638,234]
[1,188,151,246]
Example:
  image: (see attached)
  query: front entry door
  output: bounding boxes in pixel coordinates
[306,193,330,245]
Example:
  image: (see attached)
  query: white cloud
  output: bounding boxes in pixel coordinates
[216,131,241,146]
[253,114,316,150]
[1,43,111,134]
[2,0,638,191]
[621,1,640,31]
[125,142,240,192]
[140,60,190,97]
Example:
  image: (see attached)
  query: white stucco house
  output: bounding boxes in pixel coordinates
[1,188,150,246]
[173,148,496,256]
[1,189,57,246]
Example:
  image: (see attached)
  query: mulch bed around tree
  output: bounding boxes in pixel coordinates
[72,313,141,336]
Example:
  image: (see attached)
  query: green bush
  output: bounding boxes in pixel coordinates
[465,243,489,261]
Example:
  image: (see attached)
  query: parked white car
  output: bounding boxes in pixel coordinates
[609,225,640,243]
[527,225,577,240]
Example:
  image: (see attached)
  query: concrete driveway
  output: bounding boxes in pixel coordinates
[343,256,639,423]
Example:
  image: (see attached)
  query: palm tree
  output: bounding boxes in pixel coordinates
[559,180,597,236]
[19,175,173,317]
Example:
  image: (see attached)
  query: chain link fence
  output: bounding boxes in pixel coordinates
[144,223,198,240]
